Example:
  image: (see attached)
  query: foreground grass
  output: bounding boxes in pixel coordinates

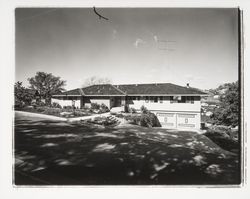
[14,113,240,185]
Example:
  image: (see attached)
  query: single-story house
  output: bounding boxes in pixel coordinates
[52,83,207,129]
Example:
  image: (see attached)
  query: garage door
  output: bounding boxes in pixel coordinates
[156,113,176,128]
[177,113,197,128]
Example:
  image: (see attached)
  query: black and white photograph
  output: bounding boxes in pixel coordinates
[13,7,242,186]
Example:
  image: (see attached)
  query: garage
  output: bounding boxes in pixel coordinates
[176,113,197,128]
[156,112,177,128]
[156,112,199,129]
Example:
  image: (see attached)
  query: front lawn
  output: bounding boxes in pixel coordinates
[14,113,240,185]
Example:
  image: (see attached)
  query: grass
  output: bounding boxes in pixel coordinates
[14,113,240,185]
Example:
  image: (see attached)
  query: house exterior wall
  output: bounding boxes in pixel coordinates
[82,96,111,109]
[85,99,111,109]
[51,96,81,108]
[128,96,201,112]
[52,94,202,129]
[128,96,201,129]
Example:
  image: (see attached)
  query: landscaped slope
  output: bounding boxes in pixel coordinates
[15,113,240,185]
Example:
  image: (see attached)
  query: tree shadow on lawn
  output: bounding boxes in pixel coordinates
[14,118,240,185]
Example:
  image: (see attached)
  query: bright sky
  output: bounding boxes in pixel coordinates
[15,8,239,90]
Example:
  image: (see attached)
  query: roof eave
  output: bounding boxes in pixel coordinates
[124,94,208,96]
[52,94,82,97]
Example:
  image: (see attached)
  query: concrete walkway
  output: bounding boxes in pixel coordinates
[15,111,67,121]
[68,112,111,122]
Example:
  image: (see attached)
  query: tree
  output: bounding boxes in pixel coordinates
[14,81,34,107]
[211,81,239,127]
[82,76,112,87]
[28,72,66,105]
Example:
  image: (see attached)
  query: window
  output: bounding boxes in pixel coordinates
[186,96,194,104]
[145,96,149,103]
[159,96,163,103]
[154,97,158,103]
[137,96,141,101]
[132,96,136,100]
[150,96,154,103]
[170,96,195,104]
[178,96,186,103]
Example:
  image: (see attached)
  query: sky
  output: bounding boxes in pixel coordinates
[15,8,239,90]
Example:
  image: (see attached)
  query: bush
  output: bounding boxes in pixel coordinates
[124,114,141,125]
[140,112,161,127]
[37,101,46,106]
[36,106,46,113]
[51,102,62,109]
[131,108,137,114]
[140,105,149,114]
[128,107,137,114]
[43,107,62,116]
[100,103,109,113]
[204,128,239,153]
[91,103,100,110]
[63,105,73,110]
[140,114,152,127]
[124,111,161,128]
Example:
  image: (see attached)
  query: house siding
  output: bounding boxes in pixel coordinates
[51,96,81,108]
[128,96,201,129]
[128,96,201,112]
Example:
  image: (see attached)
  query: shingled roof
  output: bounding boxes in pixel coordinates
[53,83,207,96]
[81,84,125,96]
[114,83,207,95]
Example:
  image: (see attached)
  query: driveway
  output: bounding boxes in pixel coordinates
[14,112,240,185]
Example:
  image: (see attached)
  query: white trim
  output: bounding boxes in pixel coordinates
[52,95,82,97]
[53,94,207,97]
[125,94,208,96]
[81,95,126,97]
[138,109,201,113]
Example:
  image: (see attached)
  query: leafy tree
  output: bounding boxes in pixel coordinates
[28,72,66,105]
[211,81,239,127]
[82,76,112,87]
[14,81,34,107]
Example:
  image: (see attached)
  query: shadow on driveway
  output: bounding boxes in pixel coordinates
[14,113,240,185]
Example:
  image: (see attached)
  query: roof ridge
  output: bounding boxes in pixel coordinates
[110,84,126,95]
[78,88,85,96]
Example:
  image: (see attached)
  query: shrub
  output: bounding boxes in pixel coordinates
[43,107,62,116]
[52,102,62,109]
[73,111,88,117]
[124,114,141,125]
[37,101,46,106]
[140,113,152,127]
[63,105,73,110]
[140,105,149,114]
[91,103,100,110]
[100,103,109,113]
[204,127,239,153]
[131,107,137,113]
[36,106,46,113]
[140,112,161,127]
[128,107,137,114]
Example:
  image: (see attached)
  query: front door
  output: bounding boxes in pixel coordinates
[110,97,122,108]
[114,97,121,107]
